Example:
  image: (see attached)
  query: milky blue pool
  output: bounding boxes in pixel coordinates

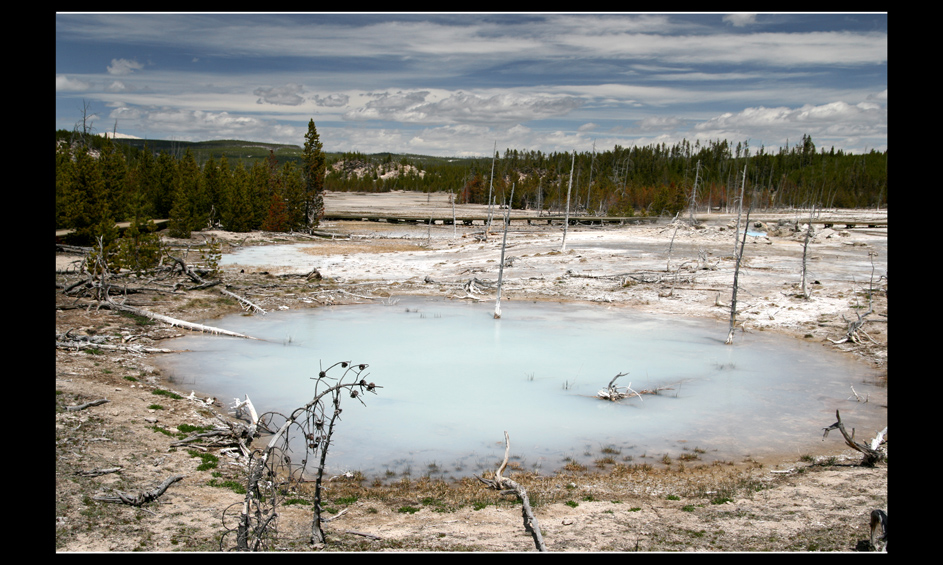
[158,297,886,478]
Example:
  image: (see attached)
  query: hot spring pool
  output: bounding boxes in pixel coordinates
[158,296,886,478]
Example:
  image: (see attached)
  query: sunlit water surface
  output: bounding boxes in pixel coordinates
[158,297,886,478]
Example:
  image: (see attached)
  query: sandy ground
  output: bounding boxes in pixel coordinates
[56,191,887,552]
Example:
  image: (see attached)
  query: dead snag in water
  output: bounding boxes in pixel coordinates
[596,372,641,402]
[821,409,887,467]
[475,431,547,552]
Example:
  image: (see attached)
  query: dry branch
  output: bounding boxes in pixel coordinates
[93,475,185,507]
[821,409,886,467]
[65,398,110,411]
[475,431,547,552]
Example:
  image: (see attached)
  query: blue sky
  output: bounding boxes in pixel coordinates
[56,13,887,158]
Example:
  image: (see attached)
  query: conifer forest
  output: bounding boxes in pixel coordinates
[56,122,887,248]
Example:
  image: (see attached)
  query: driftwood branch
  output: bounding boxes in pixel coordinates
[821,409,886,467]
[595,373,676,401]
[475,431,547,552]
[92,475,185,507]
[596,372,640,402]
[219,287,267,315]
[75,467,122,477]
[66,398,110,411]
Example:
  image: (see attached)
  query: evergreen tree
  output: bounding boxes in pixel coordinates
[64,146,110,245]
[153,151,176,219]
[224,162,253,232]
[281,160,306,230]
[56,142,75,229]
[302,119,326,228]
[98,136,129,223]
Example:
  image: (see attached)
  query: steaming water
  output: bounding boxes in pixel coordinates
[158,297,886,478]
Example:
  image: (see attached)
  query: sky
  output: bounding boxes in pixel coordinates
[55,12,887,158]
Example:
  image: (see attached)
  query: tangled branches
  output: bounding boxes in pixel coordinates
[220,361,380,551]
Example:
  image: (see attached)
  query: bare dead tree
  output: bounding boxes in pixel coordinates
[475,431,547,552]
[220,361,380,551]
[800,204,816,299]
[561,152,575,252]
[829,251,883,345]
[494,183,514,319]
[821,409,887,467]
[725,190,754,345]
[486,140,497,239]
[687,160,701,222]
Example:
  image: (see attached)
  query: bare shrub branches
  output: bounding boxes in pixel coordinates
[220,361,380,551]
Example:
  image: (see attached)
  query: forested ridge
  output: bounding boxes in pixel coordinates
[56,125,887,246]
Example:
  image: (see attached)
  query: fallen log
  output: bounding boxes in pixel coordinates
[219,287,267,315]
[93,474,185,507]
[66,398,110,411]
[99,299,262,340]
[75,467,122,477]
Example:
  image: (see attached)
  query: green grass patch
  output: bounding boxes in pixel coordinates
[152,388,183,400]
[207,478,246,494]
[188,450,219,471]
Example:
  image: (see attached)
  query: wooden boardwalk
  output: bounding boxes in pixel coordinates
[56,214,886,239]
[322,213,658,226]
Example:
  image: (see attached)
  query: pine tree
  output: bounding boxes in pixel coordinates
[280,160,306,231]
[64,146,110,245]
[56,142,75,229]
[302,119,326,228]
[224,162,253,233]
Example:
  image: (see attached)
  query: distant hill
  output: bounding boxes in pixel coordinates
[112,137,308,165]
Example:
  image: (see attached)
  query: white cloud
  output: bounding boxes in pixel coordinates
[107,58,143,75]
[692,100,887,150]
[56,75,90,91]
[344,90,581,125]
[313,94,349,107]
[638,116,683,131]
[254,84,305,106]
[723,14,757,27]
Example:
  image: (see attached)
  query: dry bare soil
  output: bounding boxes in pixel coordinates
[56,191,887,552]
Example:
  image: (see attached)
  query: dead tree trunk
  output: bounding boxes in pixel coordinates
[725,192,753,345]
[561,152,575,252]
[475,432,547,552]
[688,160,700,222]
[494,184,514,319]
[800,204,816,299]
